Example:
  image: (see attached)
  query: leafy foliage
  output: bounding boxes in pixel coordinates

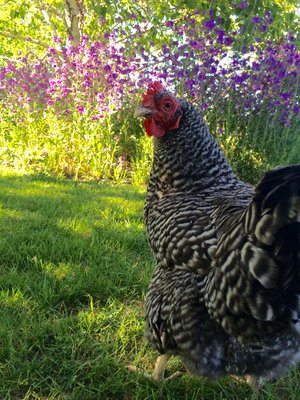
[0,2,299,183]
[1,4,299,182]
[1,0,299,59]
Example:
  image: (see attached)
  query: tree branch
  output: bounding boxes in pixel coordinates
[31,0,65,21]
[30,0,64,38]
[0,55,25,65]
[41,9,58,37]
[0,29,49,49]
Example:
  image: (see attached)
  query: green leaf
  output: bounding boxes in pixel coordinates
[94,5,108,17]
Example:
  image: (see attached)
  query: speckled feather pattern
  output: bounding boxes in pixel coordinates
[144,99,300,379]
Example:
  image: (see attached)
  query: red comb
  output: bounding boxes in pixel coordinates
[142,81,165,106]
[146,81,165,95]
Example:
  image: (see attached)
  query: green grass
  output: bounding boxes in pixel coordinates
[0,169,300,399]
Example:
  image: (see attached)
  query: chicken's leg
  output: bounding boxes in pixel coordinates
[245,375,264,399]
[152,354,171,381]
[128,353,183,381]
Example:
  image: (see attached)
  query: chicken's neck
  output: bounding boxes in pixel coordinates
[146,102,248,200]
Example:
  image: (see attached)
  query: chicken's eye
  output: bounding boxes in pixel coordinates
[163,102,173,110]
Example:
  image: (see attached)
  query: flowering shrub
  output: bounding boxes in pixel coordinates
[1,38,137,118]
[0,8,299,182]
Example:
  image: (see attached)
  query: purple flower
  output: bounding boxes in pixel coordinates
[53,36,62,43]
[277,69,286,79]
[252,16,261,24]
[292,106,299,114]
[224,37,234,46]
[78,105,84,113]
[288,32,295,42]
[47,47,56,55]
[252,62,260,71]
[98,17,107,26]
[239,1,249,9]
[185,79,196,90]
[203,19,216,31]
[190,41,201,49]
[264,11,273,24]
[166,20,174,28]
[280,92,292,100]
[217,29,225,43]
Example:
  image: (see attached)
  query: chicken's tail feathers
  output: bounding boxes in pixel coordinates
[245,164,300,246]
[243,164,300,322]
[205,165,300,342]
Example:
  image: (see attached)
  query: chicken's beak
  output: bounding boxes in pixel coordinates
[134,106,152,118]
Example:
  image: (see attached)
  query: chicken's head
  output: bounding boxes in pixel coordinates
[135,82,182,138]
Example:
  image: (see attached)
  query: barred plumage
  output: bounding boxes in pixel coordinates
[137,82,300,381]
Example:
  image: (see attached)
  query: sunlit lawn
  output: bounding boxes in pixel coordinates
[0,169,300,399]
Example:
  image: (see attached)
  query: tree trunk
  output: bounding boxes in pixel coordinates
[64,0,85,46]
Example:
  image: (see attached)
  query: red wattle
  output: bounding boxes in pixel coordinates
[144,119,166,138]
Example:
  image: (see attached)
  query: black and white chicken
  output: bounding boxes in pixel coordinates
[135,81,300,385]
